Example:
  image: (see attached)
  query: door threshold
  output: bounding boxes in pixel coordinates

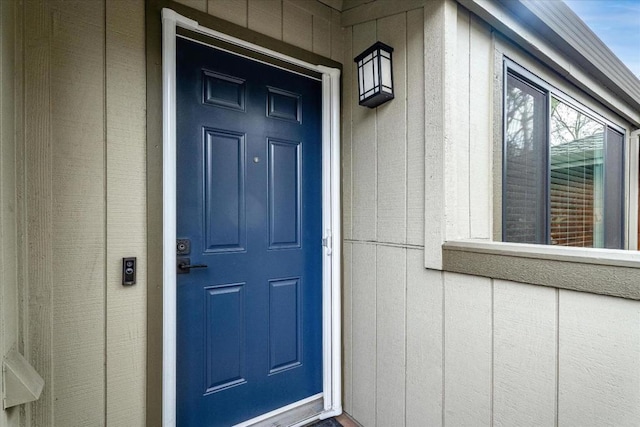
[233,393,331,427]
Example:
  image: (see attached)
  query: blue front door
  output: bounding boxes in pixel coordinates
[175,38,323,426]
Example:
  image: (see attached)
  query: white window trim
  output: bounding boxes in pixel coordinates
[161,9,342,427]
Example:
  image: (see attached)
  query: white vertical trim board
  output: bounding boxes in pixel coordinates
[161,11,178,426]
[161,8,342,427]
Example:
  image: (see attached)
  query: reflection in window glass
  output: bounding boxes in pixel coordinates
[549,98,605,247]
[504,74,547,244]
[503,69,625,249]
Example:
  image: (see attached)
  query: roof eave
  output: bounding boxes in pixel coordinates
[459,0,640,126]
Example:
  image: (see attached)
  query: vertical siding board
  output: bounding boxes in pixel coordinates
[351,243,377,427]
[48,3,106,425]
[342,26,353,240]
[330,9,342,63]
[493,281,557,426]
[282,1,313,52]
[376,13,407,245]
[375,246,406,426]
[342,242,354,414]
[469,16,492,239]
[312,15,331,58]
[1,0,18,356]
[1,1,21,425]
[423,0,455,268]
[406,8,425,247]
[351,21,377,241]
[444,272,492,426]
[173,0,207,13]
[491,44,503,241]
[248,0,283,40]
[24,1,54,424]
[448,7,470,240]
[406,250,443,427]
[106,0,147,425]
[286,0,332,20]
[559,291,640,427]
[207,0,248,27]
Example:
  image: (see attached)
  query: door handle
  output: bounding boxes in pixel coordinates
[177,258,208,274]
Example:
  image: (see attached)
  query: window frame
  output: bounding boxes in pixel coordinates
[502,58,627,248]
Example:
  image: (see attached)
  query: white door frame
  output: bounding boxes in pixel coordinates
[161,8,342,427]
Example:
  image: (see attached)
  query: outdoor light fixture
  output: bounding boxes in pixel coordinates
[354,42,394,108]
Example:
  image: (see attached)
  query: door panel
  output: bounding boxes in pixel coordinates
[176,37,323,426]
[204,129,246,252]
[268,138,301,249]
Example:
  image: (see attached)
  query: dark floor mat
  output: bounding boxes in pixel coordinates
[307,418,342,427]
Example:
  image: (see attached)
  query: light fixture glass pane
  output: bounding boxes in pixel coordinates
[372,51,379,90]
[358,61,365,100]
[363,58,374,94]
[550,97,605,247]
[504,73,547,244]
[381,54,392,92]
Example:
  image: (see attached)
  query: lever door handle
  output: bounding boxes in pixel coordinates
[177,258,208,274]
[180,263,208,269]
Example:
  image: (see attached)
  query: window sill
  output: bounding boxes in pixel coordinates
[442,239,640,300]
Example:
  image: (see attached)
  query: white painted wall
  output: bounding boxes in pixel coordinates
[342,1,640,426]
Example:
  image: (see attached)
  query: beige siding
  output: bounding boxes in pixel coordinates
[443,273,492,426]
[1,0,21,425]
[343,6,430,427]
[405,252,442,427]
[375,246,405,425]
[344,266,640,427]
[406,8,425,247]
[24,1,55,424]
[105,0,147,425]
[350,243,377,427]
[175,0,343,59]
[248,0,283,40]
[342,2,640,427]
[351,21,377,241]
[5,1,639,426]
[11,0,147,425]
[376,13,407,244]
[559,291,640,426]
[493,281,557,426]
[423,0,454,268]
[50,3,106,424]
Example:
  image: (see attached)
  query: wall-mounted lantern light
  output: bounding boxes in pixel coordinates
[354,42,394,108]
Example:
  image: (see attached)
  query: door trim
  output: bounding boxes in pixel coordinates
[161,9,342,427]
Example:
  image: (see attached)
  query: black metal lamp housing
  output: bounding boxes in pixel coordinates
[354,41,394,108]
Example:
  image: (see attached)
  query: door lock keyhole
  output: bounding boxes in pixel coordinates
[176,238,191,255]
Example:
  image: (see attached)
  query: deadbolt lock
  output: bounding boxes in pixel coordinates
[176,238,191,255]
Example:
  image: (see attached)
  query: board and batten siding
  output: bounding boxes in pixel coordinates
[3,0,147,425]
[342,1,640,426]
[173,0,344,63]
[1,0,21,425]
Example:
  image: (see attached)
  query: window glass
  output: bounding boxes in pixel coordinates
[503,68,625,249]
[504,74,547,244]
[550,98,605,247]
[604,128,624,248]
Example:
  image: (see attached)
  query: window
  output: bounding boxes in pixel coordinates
[504,66,625,249]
